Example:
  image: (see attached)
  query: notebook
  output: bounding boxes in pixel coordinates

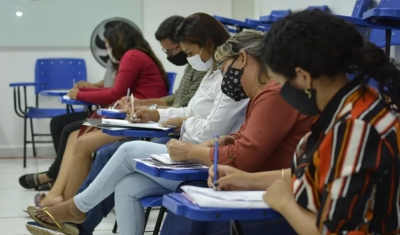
[181,186,269,209]
[85,118,172,131]
[135,158,207,170]
[150,154,200,166]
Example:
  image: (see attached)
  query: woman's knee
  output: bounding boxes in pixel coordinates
[117,141,166,158]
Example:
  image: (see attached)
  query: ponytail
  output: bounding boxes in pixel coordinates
[348,42,400,113]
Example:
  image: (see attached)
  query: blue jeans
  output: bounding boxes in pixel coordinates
[160,181,297,235]
[77,137,174,235]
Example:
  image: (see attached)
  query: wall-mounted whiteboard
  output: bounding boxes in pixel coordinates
[0,0,143,47]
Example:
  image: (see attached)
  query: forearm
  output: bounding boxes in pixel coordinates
[141,98,168,106]
[188,146,213,166]
[93,80,104,88]
[280,200,319,235]
[247,168,291,190]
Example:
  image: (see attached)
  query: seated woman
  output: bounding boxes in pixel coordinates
[19,22,121,191]
[33,21,169,208]
[164,10,400,235]
[26,27,312,235]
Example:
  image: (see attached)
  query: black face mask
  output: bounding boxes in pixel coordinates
[167,51,188,66]
[280,82,319,116]
[221,61,248,102]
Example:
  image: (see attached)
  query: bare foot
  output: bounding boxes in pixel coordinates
[39,194,64,207]
[34,199,86,224]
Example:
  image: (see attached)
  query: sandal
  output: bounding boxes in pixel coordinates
[34,193,46,207]
[27,206,79,235]
[19,172,48,190]
[36,181,55,191]
[26,221,65,235]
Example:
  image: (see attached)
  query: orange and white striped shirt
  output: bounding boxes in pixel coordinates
[291,78,400,235]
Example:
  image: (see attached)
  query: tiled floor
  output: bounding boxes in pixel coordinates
[0,157,159,235]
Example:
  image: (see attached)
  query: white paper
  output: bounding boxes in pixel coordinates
[181,186,269,209]
[63,95,71,100]
[101,119,171,130]
[135,158,208,170]
[102,108,122,113]
[43,89,70,94]
[150,154,200,165]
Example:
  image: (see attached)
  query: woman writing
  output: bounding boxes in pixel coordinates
[26,29,312,235]
[31,21,169,209]
[201,10,400,235]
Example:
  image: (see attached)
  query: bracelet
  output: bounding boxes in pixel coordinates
[281,169,285,180]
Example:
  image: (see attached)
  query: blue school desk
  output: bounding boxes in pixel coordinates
[59,96,95,113]
[162,193,281,235]
[102,127,175,138]
[39,89,69,96]
[96,108,126,119]
[135,160,209,181]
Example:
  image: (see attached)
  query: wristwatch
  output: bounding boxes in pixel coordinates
[148,104,158,110]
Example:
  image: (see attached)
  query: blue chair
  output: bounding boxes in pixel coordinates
[167,72,177,96]
[364,0,400,48]
[9,58,87,167]
[307,5,330,13]
[259,10,291,23]
[214,15,261,33]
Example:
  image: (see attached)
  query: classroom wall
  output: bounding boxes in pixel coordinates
[0,0,237,157]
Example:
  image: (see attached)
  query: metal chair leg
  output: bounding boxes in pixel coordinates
[153,207,166,235]
[144,207,151,229]
[30,118,37,157]
[230,220,244,235]
[23,116,27,168]
[112,220,118,233]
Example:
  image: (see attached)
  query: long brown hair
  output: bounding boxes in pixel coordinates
[176,13,231,59]
[104,22,169,91]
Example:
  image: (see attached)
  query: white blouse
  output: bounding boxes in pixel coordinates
[157,69,248,144]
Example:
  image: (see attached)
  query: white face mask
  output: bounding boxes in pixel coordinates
[106,43,120,64]
[186,48,213,71]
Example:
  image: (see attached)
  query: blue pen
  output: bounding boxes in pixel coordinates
[213,135,219,190]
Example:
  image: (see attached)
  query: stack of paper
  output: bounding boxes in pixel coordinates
[135,158,207,170]
[84,118,172,131]
[181,186,269,209]
[150,154,200,166]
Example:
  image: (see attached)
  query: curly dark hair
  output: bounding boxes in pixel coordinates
[262,10,400,112]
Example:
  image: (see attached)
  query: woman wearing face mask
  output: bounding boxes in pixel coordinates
[128,12,248,144]
[159,30,314,235]
[204,10,400,235]
[30,21,169,209]
[26,13,249,235]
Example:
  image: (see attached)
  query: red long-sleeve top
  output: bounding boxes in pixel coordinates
[77,49,168,105]
[209,81,314,172]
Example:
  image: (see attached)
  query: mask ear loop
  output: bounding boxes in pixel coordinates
[304,88,312,99]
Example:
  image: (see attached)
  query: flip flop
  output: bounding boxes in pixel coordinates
[19,172,50,190]
[34,193,46,207]
[26,221,65,235]
[27,206,79,235]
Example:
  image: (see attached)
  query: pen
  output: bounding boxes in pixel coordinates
[110,101,119,110]
[127,88,131,98]
[73,79,75,87]
[213,135,219,190]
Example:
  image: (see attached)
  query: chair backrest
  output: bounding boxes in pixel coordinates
[307,5,330,13]
[368,0,400,48]
[167,72,177,95]
[34,58,87,94]
[352,0,372,18]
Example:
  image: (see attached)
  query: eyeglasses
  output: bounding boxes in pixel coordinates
[162,45,180,56]
[216,58,229,74]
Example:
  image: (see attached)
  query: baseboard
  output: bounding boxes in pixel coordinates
[0,144,56,157]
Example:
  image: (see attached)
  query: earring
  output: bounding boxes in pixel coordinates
[304,88,312,99]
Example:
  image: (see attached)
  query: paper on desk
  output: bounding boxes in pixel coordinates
[181,186,269,208]
[43,89,70,94]
[86,118,172,130]
[102,108,122,113]
[135,158,208,170]
[63,95,71,100]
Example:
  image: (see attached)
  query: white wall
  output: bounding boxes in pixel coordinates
[0,0,235,157]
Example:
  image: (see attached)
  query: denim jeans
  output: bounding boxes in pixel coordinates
[77,137,174,235]
[74,138,177,235]
[160,181,297,235]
